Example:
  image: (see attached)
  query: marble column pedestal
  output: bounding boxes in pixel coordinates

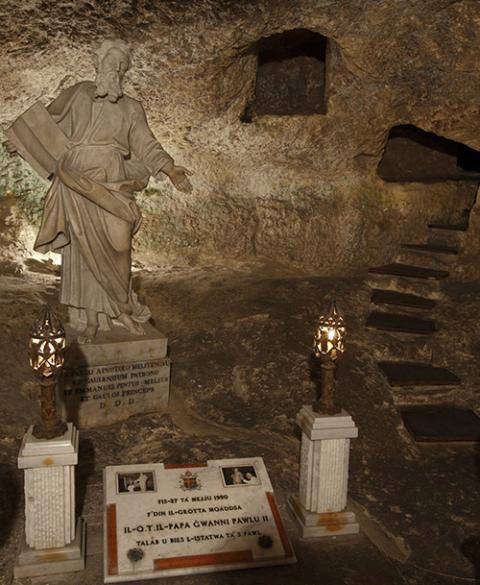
[288,405,359,538]
[14,423,86,578]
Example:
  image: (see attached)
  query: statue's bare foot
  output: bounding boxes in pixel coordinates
[78,323,98,344]
[117,313,146,336]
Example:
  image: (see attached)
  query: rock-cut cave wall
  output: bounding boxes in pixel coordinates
[0,0,479,276]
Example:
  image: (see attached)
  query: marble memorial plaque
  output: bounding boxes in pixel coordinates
[57,324,170,428]
[103,457,296,582]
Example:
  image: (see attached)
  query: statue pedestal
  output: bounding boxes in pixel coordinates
[58,323,170,428]
[288,406,360,538]
[14,423,86,578]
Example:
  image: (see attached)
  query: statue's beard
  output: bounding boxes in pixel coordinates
[94,70,123,103]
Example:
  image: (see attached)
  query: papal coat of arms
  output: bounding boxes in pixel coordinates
[179,470,201,491]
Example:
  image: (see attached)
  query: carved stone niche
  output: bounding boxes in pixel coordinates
[378,124,480,182]
[242,28,328,121]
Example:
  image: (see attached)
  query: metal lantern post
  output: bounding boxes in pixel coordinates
[14,306,85,579]
[289,300,359,539]
[29,306,68,439]
[312,301,346,414]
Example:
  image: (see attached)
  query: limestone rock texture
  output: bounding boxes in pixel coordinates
[1,0,479,274]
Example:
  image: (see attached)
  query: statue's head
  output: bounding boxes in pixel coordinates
[94,39,131,103]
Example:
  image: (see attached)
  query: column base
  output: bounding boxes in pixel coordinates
[288,495,359,539]
[14,517,86,579]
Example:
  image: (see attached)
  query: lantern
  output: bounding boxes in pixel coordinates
[29,306,66,377]
[312,301,346,414]
[313,301,346,362]
[29,306,68,439]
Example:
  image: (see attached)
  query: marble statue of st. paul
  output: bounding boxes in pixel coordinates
[6,39,192,343]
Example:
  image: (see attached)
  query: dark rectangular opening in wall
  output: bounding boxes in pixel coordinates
[244,28,327,120]
[378,124,480,182]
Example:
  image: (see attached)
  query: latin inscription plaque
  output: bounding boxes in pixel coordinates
[57,324,170,428]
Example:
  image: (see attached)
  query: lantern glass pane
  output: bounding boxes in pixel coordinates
[29,306,66,376]
[313,301,346,361]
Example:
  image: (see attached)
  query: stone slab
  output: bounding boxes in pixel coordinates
[103,457,296,582]
[366,311,436,335]
[371,289,437,310]
[14,517,86,578]
[368,263,449,280]
[428,223,468,231]
[288,495,359,539]
[58,326,170,428]
[401,405,480,442]
[18,423,78,469]
[402,243,460,255]
[378,362,461,387]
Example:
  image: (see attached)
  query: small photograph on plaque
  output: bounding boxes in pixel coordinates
[104,457,295,582]
[117,471,156,494]
[221,465,261,487]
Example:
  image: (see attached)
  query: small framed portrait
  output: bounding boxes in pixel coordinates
[221,465,261,488]
[117,471,156,494]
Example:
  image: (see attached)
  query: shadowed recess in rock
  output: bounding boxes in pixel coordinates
[242,28,327,121]
[378,124,480,182]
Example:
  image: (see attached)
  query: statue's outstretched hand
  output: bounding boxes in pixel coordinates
[168,165,193,193]
[3,140,17,156]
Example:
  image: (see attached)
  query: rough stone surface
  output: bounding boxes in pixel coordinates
[0,0,479,274]
[454,186,480,280]
[0,2,480,584]
[0,262,478,585]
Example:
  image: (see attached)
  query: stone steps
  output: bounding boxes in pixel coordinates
[402,243,461,255]
[370,337,433,364]
[395,248,454,271]
[389,386,461,407]
[377,361,461,388]
[401,405,480,442]
[371,289,437,310]
[428,223,468,232]
[427,225,466,247]
[367,273,442,299]
[368,263,449,280]
[368,324,434,363]
[367,311,436,335]
[368,214,467,414]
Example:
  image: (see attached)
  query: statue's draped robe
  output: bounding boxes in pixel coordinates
[34,81,173,329]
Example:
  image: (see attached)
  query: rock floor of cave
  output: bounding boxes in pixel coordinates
[0,259,478,585]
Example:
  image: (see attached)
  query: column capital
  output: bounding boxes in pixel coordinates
[297,405,358,440]
[18,422,79,468]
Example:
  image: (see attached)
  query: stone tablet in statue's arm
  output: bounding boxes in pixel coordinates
[46,81,84,137]
[6,83,83,180]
